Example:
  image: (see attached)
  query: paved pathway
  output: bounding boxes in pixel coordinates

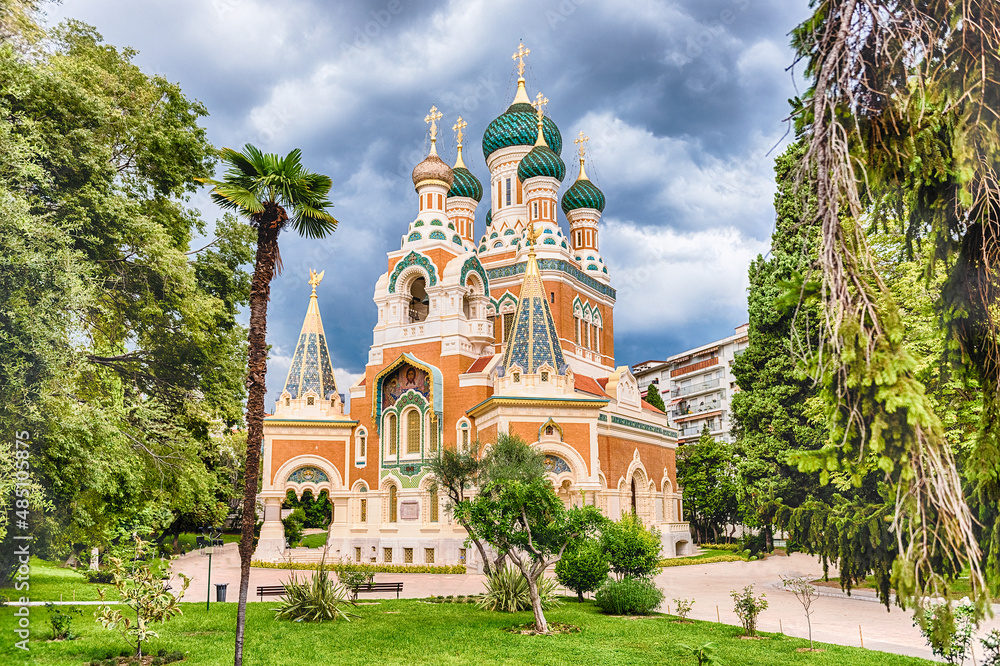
[170,546,1000,662]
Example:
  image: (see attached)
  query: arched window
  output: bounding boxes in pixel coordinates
[630,478,637,514]
[408,277,429,322]
[406,409,421,454]
[458,421,471,452]
[357,429,367,460]
[429,485,439,523]
[386,414,397,456]
[388,484,397,523]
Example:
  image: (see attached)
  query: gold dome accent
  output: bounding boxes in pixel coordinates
[412,153,454,188]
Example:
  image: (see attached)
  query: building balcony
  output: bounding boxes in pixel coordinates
[671,400,724,420]
[671,378,720,398]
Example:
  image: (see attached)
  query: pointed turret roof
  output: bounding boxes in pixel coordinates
[501,226,568,376]
[283,270,339,400]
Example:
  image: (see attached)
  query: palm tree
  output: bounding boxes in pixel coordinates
[200,144,337,666]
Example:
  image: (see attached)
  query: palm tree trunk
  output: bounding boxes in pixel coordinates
[234,222,280,666]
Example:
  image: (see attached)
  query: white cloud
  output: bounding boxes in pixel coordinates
[601,218,768,333]
[575,112,778,234]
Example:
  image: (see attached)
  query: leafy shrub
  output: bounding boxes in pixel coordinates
[673,597,694,619]
[273,563,358,623]
[85,570,115,584]
[915,598,977,664]
[981,629,1000,666]
[332,563,374,590]
[731,585,768,637]
[252,560,466,574]
[739,532,768,557]
[46,602,81,640]
[477,565,562,613]
[282,507,306,546]
[555,539,609,601]
[594,577,665,615]
[679,641,721,666]
[601,513,662,580]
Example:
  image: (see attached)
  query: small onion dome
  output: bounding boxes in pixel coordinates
[411,153,454,188]
[483,102,562,161]
[448,166,483,201]
[517,144,566,182]
[485,208,493,226]
[561,178,606,214]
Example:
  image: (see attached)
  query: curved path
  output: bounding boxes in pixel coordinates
[171,546,1000,661]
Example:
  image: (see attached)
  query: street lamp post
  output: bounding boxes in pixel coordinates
[202,526,222,611]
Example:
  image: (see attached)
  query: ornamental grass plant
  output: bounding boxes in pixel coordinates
[594,577,665,615]
[272,562,358,623]
[477,565,562,613]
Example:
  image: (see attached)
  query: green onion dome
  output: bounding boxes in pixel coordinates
[561,178,606,213]
[448,166,483,201]
[484,208,493,226]
[483,102,562,161]
[517,144,566,182]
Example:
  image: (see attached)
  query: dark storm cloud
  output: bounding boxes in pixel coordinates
[46,0,809,408]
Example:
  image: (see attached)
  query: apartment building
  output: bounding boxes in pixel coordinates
[632,324,749,444]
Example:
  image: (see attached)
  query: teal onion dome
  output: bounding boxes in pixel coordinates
[517,145,566,182]
[448,166,483,201]
[485,208,493,226]
[483,103,562,161]
[561,178,606,213]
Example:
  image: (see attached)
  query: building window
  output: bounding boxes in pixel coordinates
[384,547,393,563]
[357,431,367,460]
[575,318,581,345]
[503,313,515,340]
[513,372,520,383]
[355,547,361,562]
[541,371,549,382]
[429,416,438,453]
[505,178,511,206]
[285,397,290,406]
[550,292,555,303]
[388,485,397,523]
[404,547,413,563]
[533,202,538,219]
[307,396,315,406]
[360,498,368,522]
[387,414,397,456]
[406,409,421,454]
[461,426,470,451]
[425,548,435,564]
[459,548,467,563]
[430,485,439,523]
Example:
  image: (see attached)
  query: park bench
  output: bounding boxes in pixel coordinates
[350,582,404,600]
[256,585,286,601]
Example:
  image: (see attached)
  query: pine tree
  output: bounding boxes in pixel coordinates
[645,383,666,412]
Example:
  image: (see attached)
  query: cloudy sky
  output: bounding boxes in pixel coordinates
[45,0,810,408]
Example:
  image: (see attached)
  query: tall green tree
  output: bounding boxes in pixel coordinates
[0,14,254,577]
[200,145,337,666]
[675,427,738,544]
[791,0,1000,611]
[645,383,666,412]
[453,434,604,633]
[730,140,827,544]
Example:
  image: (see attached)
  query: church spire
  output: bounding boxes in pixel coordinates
[501,222,568,377]
[282,269,339,401]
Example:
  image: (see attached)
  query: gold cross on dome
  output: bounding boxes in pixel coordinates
[575,131,589,159]
[424,105,443,142]
[512,41,530,77]
[452,116,467,147]
[532,91,548,121]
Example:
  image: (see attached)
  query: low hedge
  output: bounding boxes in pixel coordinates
[698,543,740,551]
[251,561,466,574]
[658,554,747,567]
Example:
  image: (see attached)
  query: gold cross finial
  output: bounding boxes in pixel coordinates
[452,117,467,147]
[309,269,325,296]
[452,116,468,168]
[574,131,590,180]
[532,91,548,120]
[512,41,530,78]
[575,131,589,159]
[424,105,443,154]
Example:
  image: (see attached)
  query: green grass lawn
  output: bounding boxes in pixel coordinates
[0,558,119,603]
[297,532,328,549]
[1,597,933,666]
